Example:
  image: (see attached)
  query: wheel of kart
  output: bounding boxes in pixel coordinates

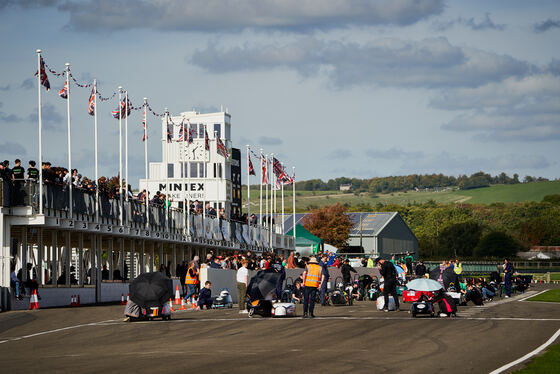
[412,313,416,318]
[248,308,255,318]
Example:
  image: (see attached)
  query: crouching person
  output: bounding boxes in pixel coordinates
[123,299,142,322]
[197,281,213,310]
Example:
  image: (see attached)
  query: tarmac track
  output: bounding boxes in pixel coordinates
[1,288,559,374]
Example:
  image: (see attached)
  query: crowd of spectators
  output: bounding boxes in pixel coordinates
[1,158,266,225]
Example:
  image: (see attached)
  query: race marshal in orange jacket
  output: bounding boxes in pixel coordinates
[301,257,325,318]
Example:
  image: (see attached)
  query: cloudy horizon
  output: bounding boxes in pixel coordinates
[0,0,559,186]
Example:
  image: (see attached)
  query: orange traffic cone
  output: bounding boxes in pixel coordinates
[174,285,181,305]
[120,293,126,305]
[169,298,175,312]
[29,290,39,310]
[71,295,76,307]
[127,293,130,303]
[180,297,187,310]
[77,295,81,307]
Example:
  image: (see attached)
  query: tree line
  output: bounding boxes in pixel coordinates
[368,195,560,259]
[292,172,550,194]
[303,195,560,260]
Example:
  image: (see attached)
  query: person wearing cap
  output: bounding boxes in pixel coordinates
[301,257,324,318]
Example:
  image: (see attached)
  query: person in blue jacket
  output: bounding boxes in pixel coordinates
[503,258,514,298]
[319,254,330,306]
[198,281,214,309]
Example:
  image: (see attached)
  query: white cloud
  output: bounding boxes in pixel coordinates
[433,13,505,32]
[435,74,560,141]
[50,0,445,32]
[192,37,530,89]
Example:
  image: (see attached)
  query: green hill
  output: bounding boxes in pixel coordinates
[242,181,560,212]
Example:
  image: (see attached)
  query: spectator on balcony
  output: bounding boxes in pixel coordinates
[27,161,39,180]
[209,257,222,269]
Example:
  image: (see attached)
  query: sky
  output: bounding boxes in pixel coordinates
[0,0,559,187]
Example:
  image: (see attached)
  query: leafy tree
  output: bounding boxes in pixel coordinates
[438,221,482,257]
[302,203,353,248]
[474,231,523,258]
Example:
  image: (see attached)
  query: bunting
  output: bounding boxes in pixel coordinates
[58,81,68,99]
[87,86,95,116]
[204,128,210,151]
[35,56,50,91]
[68,73,91,88]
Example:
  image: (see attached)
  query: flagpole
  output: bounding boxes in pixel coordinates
[281,162,285,234]
[259,148,263,227]
[185,120,190,236]
[182,119,188,236]
[36,49,43,215]
[143,98,149,229]
[269,153,274,248]
[215,130,220,213]
[125,91,129,208]
[64,63,73,219]
[265,154,268,231]
[292,166,296,242]
[118,86,123,226]
[246,145,250,218]
[164,108,169,231]
[202,125,207,231]
[94,80,99,223]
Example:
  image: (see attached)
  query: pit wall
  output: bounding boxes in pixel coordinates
[8,279,184,311]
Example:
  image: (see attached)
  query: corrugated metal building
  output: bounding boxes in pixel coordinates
[283,212,417,259]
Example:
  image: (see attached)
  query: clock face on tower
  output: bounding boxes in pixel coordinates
[186,144,204,161]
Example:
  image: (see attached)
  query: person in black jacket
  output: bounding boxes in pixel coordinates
[341,259,357,285]
[378,259,400,312]
[415,260,427,278]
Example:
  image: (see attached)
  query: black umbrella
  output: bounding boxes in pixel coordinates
[247,268,283,301]
[429,266,459,291]
[442,267,459,290]
[129,272,173,308]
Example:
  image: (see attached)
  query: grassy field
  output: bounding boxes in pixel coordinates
[527,289,560,303]
[243,180,560,212]
[514,343,560,373]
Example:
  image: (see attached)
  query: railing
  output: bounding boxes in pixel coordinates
[3,179,293,250]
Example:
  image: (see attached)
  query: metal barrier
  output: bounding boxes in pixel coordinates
[3,180,286,251]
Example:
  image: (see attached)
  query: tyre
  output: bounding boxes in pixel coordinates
[248,308,255,318]
[412,313,416,318]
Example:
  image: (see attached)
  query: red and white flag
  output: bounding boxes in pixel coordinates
[216,137,229,158]
[58,81,68,99]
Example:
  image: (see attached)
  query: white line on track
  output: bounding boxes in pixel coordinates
[2,316,560,345]
[518,289,549,302]
[489,327,560,374]
[0,319,120,345]
[96,316,560,325]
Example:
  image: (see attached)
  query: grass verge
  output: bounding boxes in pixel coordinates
[514,342,560,373]
[526,289,560,303]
